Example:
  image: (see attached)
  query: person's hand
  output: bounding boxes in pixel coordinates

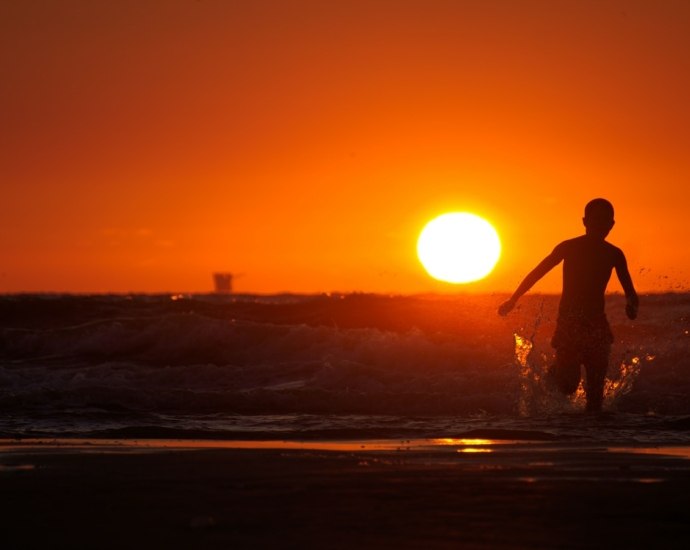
[498,298,516,316]
[625,302,638,320]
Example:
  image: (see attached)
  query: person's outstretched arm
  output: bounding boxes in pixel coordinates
[614,251,639,320]
[498,246,564,316]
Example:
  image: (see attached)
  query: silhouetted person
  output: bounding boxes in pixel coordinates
[498,199,639,412]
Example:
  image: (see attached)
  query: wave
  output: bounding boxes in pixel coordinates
[0,293,689,422]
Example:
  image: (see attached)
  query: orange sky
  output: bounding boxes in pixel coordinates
[2,0,689,294]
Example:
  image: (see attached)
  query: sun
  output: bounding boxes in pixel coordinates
[417,213,501,283]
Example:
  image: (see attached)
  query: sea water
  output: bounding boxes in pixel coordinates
[0,292,688,443]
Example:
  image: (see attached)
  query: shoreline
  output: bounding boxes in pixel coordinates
[3,436,690,456]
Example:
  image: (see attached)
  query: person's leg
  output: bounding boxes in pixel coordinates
[549,347,582,395]
[583,345,610,413]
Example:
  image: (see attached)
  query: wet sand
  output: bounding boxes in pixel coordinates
[2,439,690,549]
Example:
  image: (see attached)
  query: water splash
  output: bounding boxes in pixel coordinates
[514,334,536,417]
[603,355,645,409]
[514,333,646,416]
[514,332,587,416]
[513,300,558,416]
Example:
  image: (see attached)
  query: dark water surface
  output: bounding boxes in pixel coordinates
[1,292,689,442]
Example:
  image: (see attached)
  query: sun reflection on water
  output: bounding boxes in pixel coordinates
[433,438,494,446]
[431,438,498,452]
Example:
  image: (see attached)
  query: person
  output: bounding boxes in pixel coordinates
[498,198,639,412]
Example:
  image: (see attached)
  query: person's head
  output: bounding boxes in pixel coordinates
[583,198,615,239]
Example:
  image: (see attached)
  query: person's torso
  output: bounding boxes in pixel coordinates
[559,236,620,318]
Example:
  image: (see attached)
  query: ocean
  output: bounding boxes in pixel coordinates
[1,292,689,443]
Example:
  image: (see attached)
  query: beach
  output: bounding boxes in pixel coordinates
[2,293,690,547]
[2,438,690,549]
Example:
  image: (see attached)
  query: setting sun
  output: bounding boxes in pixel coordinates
[417,213,501,284]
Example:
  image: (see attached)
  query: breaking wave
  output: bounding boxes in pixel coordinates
[0,292,688,438]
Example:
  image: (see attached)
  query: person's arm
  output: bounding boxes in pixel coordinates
[614,250,639,320]
[498,245,564,316]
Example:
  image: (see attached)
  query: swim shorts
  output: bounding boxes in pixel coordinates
[550,314,613,411]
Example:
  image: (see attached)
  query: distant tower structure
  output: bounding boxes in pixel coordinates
[213,273,234,294]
